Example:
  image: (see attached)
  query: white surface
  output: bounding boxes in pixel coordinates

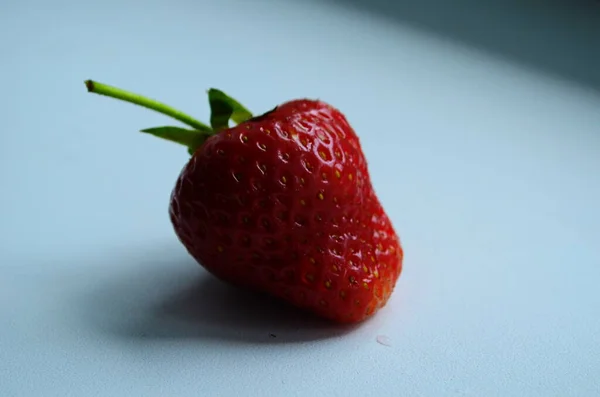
[1,0,599,396]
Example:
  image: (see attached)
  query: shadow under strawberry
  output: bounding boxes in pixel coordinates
[81,246,358,344]
[141,275,359,343]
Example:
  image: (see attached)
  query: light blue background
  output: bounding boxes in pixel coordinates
[1,1,599,396]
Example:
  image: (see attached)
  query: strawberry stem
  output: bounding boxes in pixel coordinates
[84,80,211,132]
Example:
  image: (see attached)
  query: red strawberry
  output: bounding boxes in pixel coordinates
[85,80,404,324]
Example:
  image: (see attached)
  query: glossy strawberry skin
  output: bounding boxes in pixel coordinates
[169,99,403,323]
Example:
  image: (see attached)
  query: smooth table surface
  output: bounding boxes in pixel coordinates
[1,1,599,396]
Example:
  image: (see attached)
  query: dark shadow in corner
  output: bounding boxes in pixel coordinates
[318,0,600,92]
[79,248,359,344]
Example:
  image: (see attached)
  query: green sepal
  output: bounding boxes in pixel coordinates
[208,88,253,130]
[140,126,213,155]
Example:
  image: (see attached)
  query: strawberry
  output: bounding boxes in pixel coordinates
[85,80,404,324]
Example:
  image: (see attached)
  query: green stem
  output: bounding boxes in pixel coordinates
[84,80,210,131]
